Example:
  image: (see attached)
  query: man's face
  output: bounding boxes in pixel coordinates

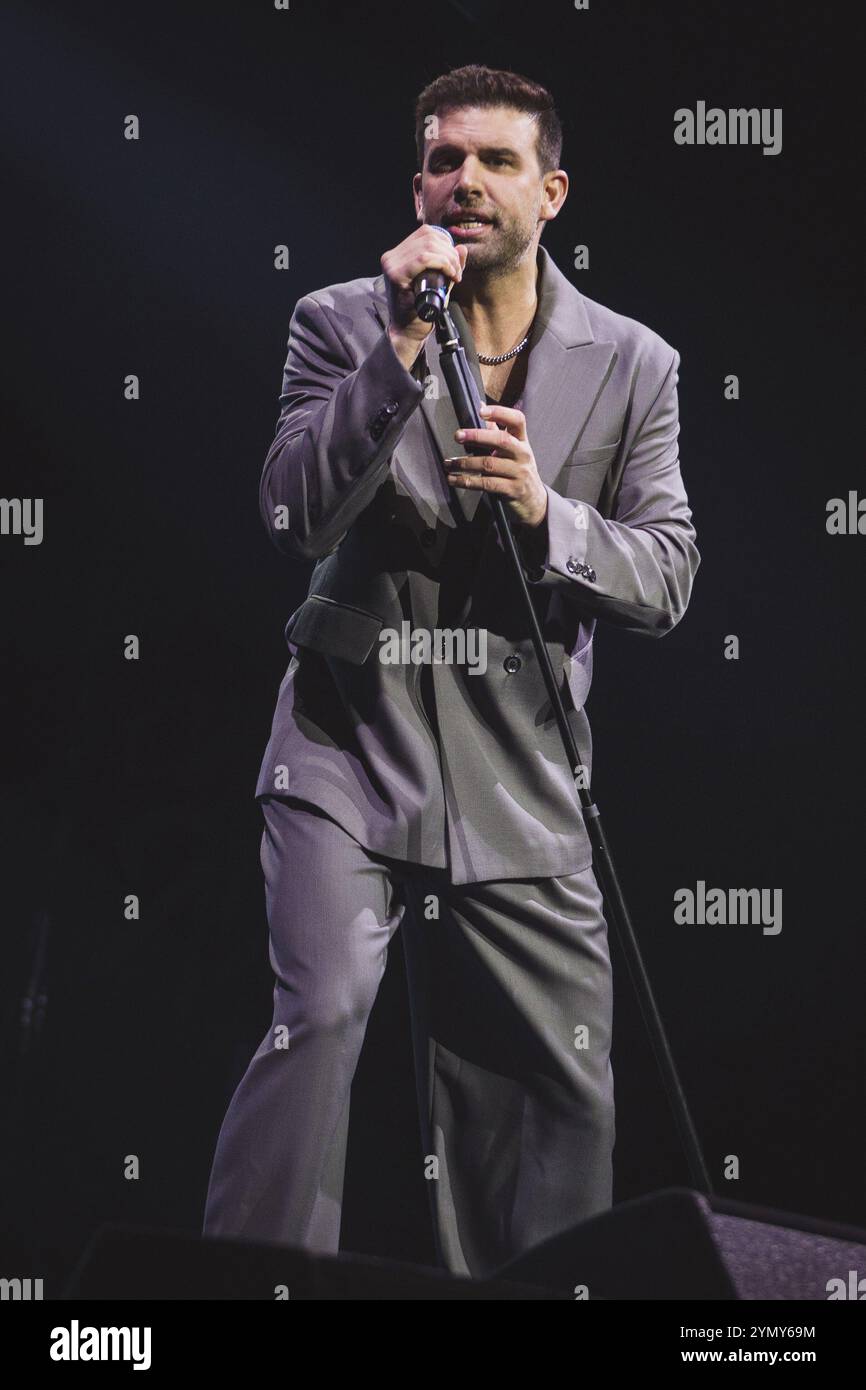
[413,104,566,275]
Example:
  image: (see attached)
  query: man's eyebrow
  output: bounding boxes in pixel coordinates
[427,143,520,162]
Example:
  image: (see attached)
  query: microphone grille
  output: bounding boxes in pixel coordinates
[426,224,454,245]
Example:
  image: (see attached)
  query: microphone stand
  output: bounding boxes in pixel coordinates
[431,299,713,1197]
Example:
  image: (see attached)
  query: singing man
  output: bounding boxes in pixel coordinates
[203,63,700,1279]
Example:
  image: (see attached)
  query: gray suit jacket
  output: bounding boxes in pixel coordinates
[254,243,700,884]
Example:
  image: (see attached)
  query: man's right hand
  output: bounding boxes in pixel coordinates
[381,225,468,370]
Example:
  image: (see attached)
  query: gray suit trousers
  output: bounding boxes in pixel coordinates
[202,794,616,1280]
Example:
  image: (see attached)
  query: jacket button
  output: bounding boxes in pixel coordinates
[503,654,522,674]
[585,567,597,582]
[421,527,436,547]
[383,400,399,416]
[566,557,578,574]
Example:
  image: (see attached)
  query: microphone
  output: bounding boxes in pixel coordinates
[413,225,455,323]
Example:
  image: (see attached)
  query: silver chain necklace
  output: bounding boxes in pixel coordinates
[477,335,529,366]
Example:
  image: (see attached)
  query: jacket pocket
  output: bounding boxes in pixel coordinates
[566,438,621,467]
[284,594,385,665]
[562,618,596,712]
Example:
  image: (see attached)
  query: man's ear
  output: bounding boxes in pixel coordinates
[542,169,569,221]
[412,172,424,221]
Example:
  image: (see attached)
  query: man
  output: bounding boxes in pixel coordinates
[202,64,700,1280]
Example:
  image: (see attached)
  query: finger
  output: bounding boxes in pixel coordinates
[454,426,520,456]
[419,229,463,282]
[422,223,464,272]
[443,453,519,477]
[446,471,520,496]
[478,402,527,438]
[402,250,462,286]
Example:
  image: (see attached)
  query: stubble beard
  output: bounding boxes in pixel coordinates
[460,210,540,282]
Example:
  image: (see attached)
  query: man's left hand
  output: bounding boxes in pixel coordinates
[444,403,548,528]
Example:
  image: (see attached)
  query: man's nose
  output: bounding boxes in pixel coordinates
[453,157,485,196]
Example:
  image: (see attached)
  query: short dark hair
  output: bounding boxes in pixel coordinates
[414,64,563,176]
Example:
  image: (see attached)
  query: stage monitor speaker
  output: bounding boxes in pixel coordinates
[496,1186,866,1300]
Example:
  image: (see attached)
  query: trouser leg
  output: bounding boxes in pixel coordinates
[401,864,616,1279]
[202,795,405,1253]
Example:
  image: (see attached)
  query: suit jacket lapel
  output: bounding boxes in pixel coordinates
[519,247,616,484]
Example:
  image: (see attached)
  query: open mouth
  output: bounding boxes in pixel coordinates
[447,218,493,238]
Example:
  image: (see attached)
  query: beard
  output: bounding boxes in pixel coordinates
[459,208,539,278]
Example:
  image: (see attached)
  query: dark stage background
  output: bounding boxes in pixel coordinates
[1,0,862,1288]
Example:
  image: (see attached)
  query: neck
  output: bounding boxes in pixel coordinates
[453,244,540,358]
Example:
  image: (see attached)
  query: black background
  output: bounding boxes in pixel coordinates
[1,0,863,1288]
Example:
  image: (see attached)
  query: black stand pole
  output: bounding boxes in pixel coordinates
[433,304,713,1197]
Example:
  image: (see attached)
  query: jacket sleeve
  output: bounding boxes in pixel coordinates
[516,347,700,636]
[260,292,426,560]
